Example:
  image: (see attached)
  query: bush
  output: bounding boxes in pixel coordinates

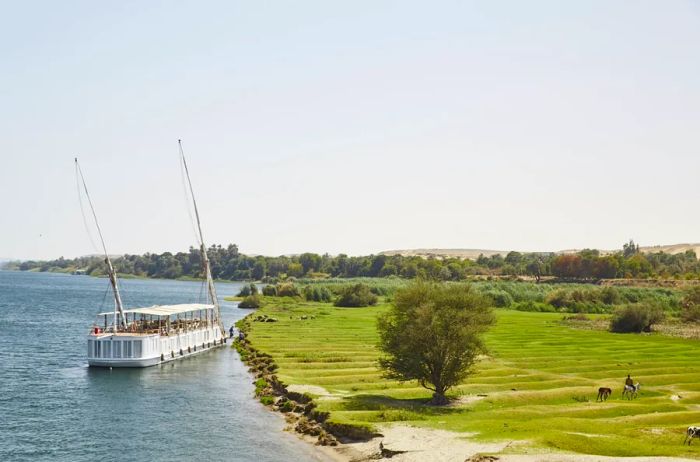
[513,301,556,312]
[238,295,263,309]
[262,285,277,296]
[600,287,622,305]
[610,303,665,333]
[334,284,378,307]
[276,282,300,297]
[681,286,700,323]
[682,305,700,323]
[545,289,571,308]
[237,283,258,297]
[485,289,513,308]
[303,285,333,302]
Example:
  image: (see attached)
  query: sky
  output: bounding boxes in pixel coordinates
[1,1,699,260]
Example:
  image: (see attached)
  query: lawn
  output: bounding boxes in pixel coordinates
[244,299,700,458]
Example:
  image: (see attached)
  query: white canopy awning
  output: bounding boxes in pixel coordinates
[97,303,214,317]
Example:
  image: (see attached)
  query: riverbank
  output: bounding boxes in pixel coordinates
[237,297,700,461]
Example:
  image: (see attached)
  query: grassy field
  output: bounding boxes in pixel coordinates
[244,299,700,459]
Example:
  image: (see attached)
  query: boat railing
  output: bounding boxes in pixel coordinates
[90,320,213,336]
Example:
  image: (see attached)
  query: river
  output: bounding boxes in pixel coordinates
[0,271,325,462]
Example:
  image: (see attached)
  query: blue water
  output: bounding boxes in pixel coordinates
[0,271,324,462]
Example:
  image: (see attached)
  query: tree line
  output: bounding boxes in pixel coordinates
[6,240,700,281]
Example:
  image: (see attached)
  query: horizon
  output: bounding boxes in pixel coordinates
[6,240,700,262]
[2,1,700,260]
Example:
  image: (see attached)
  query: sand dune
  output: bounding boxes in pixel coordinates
[380,243,700,260]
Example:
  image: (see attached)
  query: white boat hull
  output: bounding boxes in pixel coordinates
[87,325,226,368]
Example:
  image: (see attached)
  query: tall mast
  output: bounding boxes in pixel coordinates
[178,140,224,335]
[75,158,127,330]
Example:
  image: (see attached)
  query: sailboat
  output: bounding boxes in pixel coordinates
[84,141,226,367]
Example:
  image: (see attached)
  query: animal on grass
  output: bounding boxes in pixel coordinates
[596,387,612,402]
[622,383,641,400]
[684,426,699,445]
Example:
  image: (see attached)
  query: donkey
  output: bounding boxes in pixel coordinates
[622,383,641,400]
[596,387,612,402]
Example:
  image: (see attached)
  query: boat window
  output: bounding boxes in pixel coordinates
[96,341,101,358]
[126,341,132,358]
[134,340,142,358]
[104,341,111,358]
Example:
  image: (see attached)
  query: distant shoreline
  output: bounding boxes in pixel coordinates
[0,268,244,284]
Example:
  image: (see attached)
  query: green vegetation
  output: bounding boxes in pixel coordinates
[682,287,700,323]
[10,239,700,281]
[237,283,259,297]
[334,283,378,307]
[610,303,666,333]
[302,285,333,302]
[228,279,687,319]
[378,282,494,404]
[242,298,700,458]
[238,294,263,309]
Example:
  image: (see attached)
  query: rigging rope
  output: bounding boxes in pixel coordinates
[75,159,111,259]
[180,151,202,247]
[99,280,110,311]
[75,161,100,253]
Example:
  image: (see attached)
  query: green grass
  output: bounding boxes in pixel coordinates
[246,300,700,458]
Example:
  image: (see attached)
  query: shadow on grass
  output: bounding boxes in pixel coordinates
[339,394,466,417]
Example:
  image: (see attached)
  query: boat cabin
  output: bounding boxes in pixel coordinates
[87,303,223,367]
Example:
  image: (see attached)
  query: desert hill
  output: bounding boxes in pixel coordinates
[380,243,700,260]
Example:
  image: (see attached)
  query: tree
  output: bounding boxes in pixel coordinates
[551,254,582,278]
[377,282,495,405]
[592,256,620,279]
[623,239,640,258]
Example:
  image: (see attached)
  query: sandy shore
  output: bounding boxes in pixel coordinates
[302,424,697,462]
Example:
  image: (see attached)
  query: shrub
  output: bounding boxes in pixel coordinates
[303,285,333,302]
[545,289,571,308]
[237,283,258,297]
[610,303,665,333]
[262,285,277,296]
[681,286,700,323]
[513,301,556,312]
[238,295,263,309]
[682,305,700,323]
[485,289,513,308]
[600,286,622,305]
[334,284,378,307]
[276,282,300,297]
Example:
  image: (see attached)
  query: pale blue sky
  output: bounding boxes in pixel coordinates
[1,1,699,260]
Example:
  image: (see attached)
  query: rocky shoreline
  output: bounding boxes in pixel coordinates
[234,315,376,450]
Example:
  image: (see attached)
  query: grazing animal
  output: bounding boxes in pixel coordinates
[622,382,641,400]
[596,387,612,402]
[685,426,700,445]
